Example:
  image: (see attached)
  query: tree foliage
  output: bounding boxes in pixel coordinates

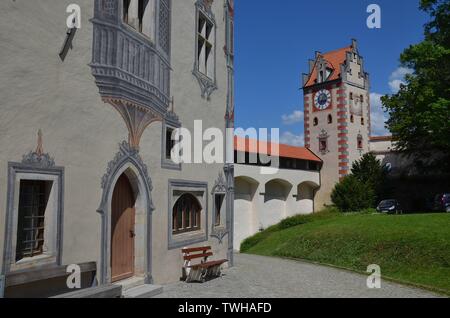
[351,153,389,202]
[381,0,450,173]
[331,176,375,212]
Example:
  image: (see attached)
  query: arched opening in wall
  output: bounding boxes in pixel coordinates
[361,117,365,126]
[350,115,354,123]
[111,173,137,282]
[296,181,320,214]
[262,179,293,229]
[327,114,333,124]
[313,117,319,126]
[265,179,293,202]
[234,176,259,250]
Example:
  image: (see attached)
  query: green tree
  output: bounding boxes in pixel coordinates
[331,176,375,212]
[381,0,450,173]
[351,153,388,202]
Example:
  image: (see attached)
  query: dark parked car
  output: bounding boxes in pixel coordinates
[377,200,402,214]
[433,193,450,212]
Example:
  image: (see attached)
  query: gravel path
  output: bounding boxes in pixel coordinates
[155,253,443,298]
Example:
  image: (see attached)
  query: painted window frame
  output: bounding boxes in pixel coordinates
[161,120,182,170]
[2,163,64,274]
[211,172,227,231]
[192,0,217,99]
[168,180,208,250]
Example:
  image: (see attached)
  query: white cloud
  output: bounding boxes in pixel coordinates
[280,131,304,147]
[281,110,304,125]
[370,93,390,136]
[388,67,414,93]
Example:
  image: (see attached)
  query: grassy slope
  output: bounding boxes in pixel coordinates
[241,211,450,295]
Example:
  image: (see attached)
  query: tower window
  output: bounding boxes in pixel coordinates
[350,115,354,123]
[350,92,353,100]
[319,139,328,153]
[361,118,365,126]
[313,117,319,126]
[319,71,324,83]
[327,115,333,124]
[360,95,364,103]
[357,135,363,149]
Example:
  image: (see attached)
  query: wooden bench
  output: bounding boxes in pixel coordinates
[182,246,228,283]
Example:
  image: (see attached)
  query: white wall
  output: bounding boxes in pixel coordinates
[234,164,320,250]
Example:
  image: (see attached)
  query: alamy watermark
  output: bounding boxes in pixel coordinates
[367,4,381,29]
[367,264,382,289]
[168,121,281,175]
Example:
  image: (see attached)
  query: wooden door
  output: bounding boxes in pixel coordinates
[111,174,136,282]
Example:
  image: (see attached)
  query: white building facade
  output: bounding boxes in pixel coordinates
[0,0,235,297]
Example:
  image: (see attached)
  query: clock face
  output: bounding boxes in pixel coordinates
[314,89,331,110]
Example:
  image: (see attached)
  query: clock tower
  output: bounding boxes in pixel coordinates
[302,39,371,208]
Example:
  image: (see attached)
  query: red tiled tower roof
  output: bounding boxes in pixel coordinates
[304,46,352,88]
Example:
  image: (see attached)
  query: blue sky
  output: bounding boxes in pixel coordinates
[234,0,429,145]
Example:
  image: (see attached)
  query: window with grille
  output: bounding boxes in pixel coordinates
[172,194,202,234]
[197,13,214,78]
[15,180,53,261]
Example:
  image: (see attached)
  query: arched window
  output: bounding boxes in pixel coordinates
[172,194,202,234]
[313,117,319,126]
[327,114,333,124]
[361,117,365,126]
[360,95,364,103]
[350,115,354,123]
[350,92,353,100]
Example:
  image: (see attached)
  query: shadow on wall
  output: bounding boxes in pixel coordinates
[264,179,292,203]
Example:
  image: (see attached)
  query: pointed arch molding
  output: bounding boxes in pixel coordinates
[97,141,155,284]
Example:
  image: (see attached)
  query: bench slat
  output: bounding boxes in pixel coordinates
[183,252,213,261]
[189,259,228,269]
[182,246,211,253]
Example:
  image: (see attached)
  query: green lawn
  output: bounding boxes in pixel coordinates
[241,209,450,295]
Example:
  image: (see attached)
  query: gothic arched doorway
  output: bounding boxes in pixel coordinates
[111,173,136,282]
